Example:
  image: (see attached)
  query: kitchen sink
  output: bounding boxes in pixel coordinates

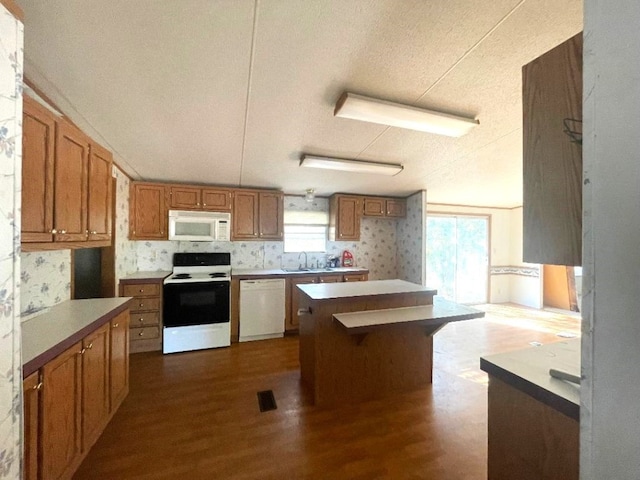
[282,267,336,273]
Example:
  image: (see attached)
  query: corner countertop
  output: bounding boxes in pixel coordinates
[231,267,369,278]
[480,339,580,420]
[120,271,172,282]
[298,279,437,300]
[22,297,133,377]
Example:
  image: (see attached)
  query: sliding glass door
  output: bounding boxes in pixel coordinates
[426,214,489,304]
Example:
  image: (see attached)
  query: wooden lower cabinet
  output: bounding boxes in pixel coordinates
[29,310,130,480]
[23,372,41,480]
[109,311,130,409]
[41,341,83,480]
[120,280,163,353]
[81,323,110,452]
[344,273,368,282]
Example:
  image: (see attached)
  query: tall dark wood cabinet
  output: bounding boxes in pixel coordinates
[523,33,583,266]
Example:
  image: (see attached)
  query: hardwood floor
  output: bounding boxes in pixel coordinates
[73,304,580,479]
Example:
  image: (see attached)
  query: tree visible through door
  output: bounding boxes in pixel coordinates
[426,214,489,304]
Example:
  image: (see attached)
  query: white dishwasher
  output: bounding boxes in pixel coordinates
[239,279,286,342]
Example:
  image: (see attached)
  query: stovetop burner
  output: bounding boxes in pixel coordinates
[173,273,191,279]
[210,272,227,278]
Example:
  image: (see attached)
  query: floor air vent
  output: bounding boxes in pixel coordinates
[257,390,277,412]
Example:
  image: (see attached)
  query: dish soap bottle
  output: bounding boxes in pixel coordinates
[342,250,354,267]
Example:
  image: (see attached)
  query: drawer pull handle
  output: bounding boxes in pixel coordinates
[297,307,312,316]
[33,382,43,391]
[78,348,86,355]
[139,318,144,322]
[87,342,93,350]
[139,289,144,293]
[139,303,144,307]
[112,323,119,328]
[139,331,144,337]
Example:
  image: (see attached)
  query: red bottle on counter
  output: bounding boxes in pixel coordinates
[342,250,354,267]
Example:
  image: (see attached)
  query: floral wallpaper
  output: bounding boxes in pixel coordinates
[113,167,137,283]
[20,251,71,317]
[135,195,400,280]
[0,5,23,478]
[396,191,426,285]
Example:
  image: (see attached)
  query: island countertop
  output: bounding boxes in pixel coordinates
[480,339,580,420]
[298,279,437,300]
[22,297,132,377]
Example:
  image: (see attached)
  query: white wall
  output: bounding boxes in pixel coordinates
[508,207,542,308]
[581,1,640,478]
[397,191,426,285]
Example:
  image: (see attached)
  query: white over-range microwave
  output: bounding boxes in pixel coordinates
[168,210,231,242]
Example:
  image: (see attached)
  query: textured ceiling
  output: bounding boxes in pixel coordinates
[17,0,583,208]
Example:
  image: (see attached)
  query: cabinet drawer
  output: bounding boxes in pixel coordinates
[130,297,160,313]
[122,283,160,297]
[130,326,160,341]
[129,311,160,328]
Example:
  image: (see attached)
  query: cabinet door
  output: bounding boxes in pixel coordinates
[54,120,89,242]
[386,199,406,217]
[344,273,367,282]
[110,311,130,411]
[232,191,259,239]
[82,323,110,452]
[202,188,232,211]
[318,275,340,283]
[170,186,201,209]
[41,341,83,480]
[363,198,385,216]
[22,96,55,242]
[23,372,41,480]
[87,142,113,241]
[259,192,283,239]
[130,183,167,239]
[289,276,318,329]
[523,33,583,266]
[337,196,361,241]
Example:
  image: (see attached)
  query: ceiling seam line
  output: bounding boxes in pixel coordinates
[413,0,528,103]
[355,0,527,160]
[238,0,259,187]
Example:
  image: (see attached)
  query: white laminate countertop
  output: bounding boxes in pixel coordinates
[481,339,580,418]
[333,298,483,333]
[232,267,369,277]
[22,297,132,375]
[298,279,437,300]
[120,271,171,281]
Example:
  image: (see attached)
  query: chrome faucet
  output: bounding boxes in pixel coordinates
[298,251,308,270]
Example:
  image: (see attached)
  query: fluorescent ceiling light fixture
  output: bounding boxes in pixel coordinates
[300,155,403,176]
[334,92,479,137]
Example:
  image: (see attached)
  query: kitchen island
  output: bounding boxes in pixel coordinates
[480,340,580,480]
[297,279,484,406]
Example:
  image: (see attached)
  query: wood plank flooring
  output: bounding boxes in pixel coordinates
[73,304,580,479]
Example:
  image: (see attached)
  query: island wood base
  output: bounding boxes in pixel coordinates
[487,377,578,480]
[299,289,436,407]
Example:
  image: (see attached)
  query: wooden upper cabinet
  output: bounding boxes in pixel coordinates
[363,197,385,216]
[22,96,55,242]
[130,182,167,240]
[258,191,284,239]
[87,142,113,241]
[41,341,83,480]
[169,185,233,211]
[54,120,89,242]
[169,186,201,209]
[523,33,583,266]
[202,187,232,211]
[232,190,259,239]
[363,197,406,218]
[330,194,362,241]
[386,199,406,217]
